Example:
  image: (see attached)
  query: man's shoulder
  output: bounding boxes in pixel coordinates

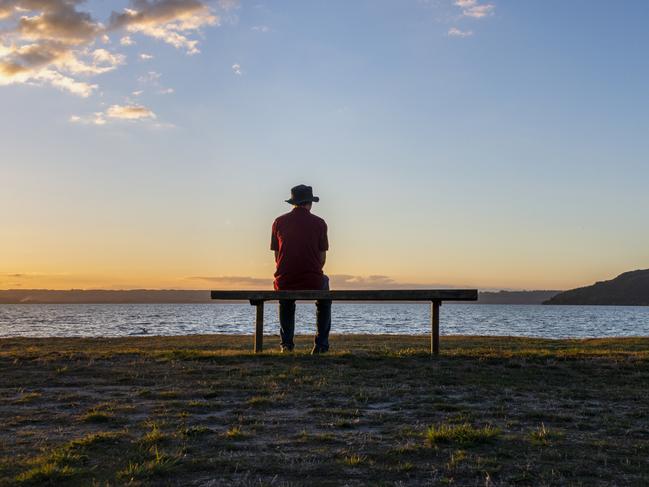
[309,212,327,226]
[274,211,293,224]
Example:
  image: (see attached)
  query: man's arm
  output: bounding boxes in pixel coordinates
[319,221,328,268]
[270,221,279,264]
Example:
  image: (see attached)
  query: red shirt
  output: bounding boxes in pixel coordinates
[270,207,329,290]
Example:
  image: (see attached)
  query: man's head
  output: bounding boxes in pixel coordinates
[285,185,319,207]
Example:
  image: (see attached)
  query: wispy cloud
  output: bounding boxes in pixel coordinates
[189,276,272,287]
[218,0,240,11]
[329,274,460,290]
[138,70,162,84]
[231,63,242,75]
[108,0,219,55]
[106,103,156,120]
[448,27,473,37]
[454,0,495,19]
[31,69,97,97]
[0,272,55,279]
[70,103,156,125]
[137,69,174,94]
[217,0,240,24]
[0,271,71,284]
[327,275,457,289]
[69,113,106,126]
[189,274,460,290]
[251,25,270,33]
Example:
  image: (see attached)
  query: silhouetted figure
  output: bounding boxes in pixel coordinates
[271,185,331,354]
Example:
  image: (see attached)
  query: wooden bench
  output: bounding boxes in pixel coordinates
[210,289,478,355]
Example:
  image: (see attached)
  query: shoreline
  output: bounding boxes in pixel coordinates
[3,333,649,352]
[3,332,649,343]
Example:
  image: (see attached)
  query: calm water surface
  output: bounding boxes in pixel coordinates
[1,303,648,338]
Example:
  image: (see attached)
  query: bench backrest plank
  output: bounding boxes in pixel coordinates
[210,290,477,301]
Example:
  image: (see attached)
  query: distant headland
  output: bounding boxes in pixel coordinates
[544,269,649,306]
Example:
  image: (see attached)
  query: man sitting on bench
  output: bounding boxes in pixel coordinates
[270,185,331,354]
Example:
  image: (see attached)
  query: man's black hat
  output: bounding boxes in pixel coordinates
[285,185,320,205]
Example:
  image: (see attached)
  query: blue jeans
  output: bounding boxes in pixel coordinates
[279,275,331,351]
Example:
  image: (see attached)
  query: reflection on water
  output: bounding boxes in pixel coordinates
[0,303,648,339]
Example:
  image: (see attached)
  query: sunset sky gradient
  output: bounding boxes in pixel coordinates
[1,0,648,291]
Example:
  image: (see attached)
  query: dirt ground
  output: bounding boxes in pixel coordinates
[1,334,648,486]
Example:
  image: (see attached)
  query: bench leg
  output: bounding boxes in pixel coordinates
[431,301,440,356]
[251,301,264,353]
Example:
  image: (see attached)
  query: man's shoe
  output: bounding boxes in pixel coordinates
[311,346,328,355]
[280,345,294,353]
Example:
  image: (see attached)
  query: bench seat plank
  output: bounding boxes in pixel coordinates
[210,289,477,302]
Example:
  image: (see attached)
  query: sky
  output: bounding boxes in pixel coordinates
[1,0,648,291]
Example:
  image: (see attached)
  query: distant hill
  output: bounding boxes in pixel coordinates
[0,290,212,304]
[544,269,649,306]
[0,289,560,304]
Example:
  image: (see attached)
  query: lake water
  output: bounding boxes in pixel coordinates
[1,303,648,339]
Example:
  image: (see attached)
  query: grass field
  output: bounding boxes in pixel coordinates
[1,334,648,486]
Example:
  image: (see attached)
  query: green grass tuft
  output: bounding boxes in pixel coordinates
[187,400,210,408]
[225,426,244,439]
[529,422,563,445]
[140,423,167,445]
[246,395,272,407]
[14,392,42,404]
[426,423,500,446]
[447,449,468,469]
[342,454,366,466]
[14,432,124,484]
[15,462,79,484]
[117,447,179,481]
